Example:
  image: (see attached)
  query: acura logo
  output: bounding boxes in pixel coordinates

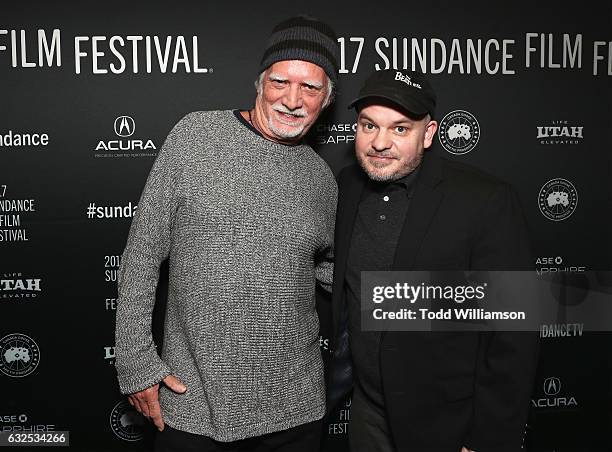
[543,377,561,396]
[114,116,135,137]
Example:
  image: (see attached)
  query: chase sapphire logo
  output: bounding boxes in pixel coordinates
[438,110,480,155]
[114,116,135,138]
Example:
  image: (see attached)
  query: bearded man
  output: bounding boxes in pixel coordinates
[115,16,339,452]
[328,69,539,452]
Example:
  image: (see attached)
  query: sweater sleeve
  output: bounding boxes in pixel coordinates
[315,175,338,293]
[114,114,190,395]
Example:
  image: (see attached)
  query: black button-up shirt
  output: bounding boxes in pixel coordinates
[345,168,420,452]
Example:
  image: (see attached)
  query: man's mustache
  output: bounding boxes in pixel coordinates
[273,105,308,118]
[367,151,397,159]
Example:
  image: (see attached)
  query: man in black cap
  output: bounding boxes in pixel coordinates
[114,15,339,452]
[327,69,539,451]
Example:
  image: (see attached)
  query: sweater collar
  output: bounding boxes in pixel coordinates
[233,110,304,148]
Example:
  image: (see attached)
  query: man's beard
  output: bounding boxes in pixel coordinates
[268,104,308,139]
[356,150,423,182]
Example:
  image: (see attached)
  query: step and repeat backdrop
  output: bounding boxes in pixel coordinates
[2,1,611,451]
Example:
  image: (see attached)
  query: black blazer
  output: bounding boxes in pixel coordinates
[328,154,540,452]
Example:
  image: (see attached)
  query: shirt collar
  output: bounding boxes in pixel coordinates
[366,164,421,197]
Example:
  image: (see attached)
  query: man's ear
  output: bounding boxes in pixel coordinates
[423,120,438,148]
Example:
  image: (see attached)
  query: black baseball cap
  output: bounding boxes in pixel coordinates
[348,69,437,118]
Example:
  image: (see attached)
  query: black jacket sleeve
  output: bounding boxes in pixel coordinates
[465,183,540,452]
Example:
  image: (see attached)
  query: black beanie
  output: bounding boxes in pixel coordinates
[259,16,340,83]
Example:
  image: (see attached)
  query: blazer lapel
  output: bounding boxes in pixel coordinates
[392,154,445,270]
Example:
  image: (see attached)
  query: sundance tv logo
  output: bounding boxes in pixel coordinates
[0,130,49,149]
[94,115,156,158]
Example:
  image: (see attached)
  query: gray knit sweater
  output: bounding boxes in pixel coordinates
[114,110,337,441]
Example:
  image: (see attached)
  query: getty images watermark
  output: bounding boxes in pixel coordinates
[360,271,612,332]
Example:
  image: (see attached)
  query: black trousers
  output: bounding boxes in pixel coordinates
[154,420,322,452]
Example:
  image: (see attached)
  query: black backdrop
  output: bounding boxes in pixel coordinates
[2,1,612,451]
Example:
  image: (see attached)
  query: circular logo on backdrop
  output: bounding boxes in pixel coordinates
[538,178,578,221]
[113,116,135,138]
[0,333,41,377]
[109,400,146,441]
[438,110,480,155]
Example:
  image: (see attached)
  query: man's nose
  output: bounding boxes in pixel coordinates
[371,130,392,151]
[283,84,303,110]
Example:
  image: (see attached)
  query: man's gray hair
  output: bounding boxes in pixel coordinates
[254,71,335,108]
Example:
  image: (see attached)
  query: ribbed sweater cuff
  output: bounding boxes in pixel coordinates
[117,359,172,395]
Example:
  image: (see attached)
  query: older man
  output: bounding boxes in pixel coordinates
[114,16,339,452]
[328,69,539,452]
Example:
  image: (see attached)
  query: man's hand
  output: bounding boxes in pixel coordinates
[127,375,187,431]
